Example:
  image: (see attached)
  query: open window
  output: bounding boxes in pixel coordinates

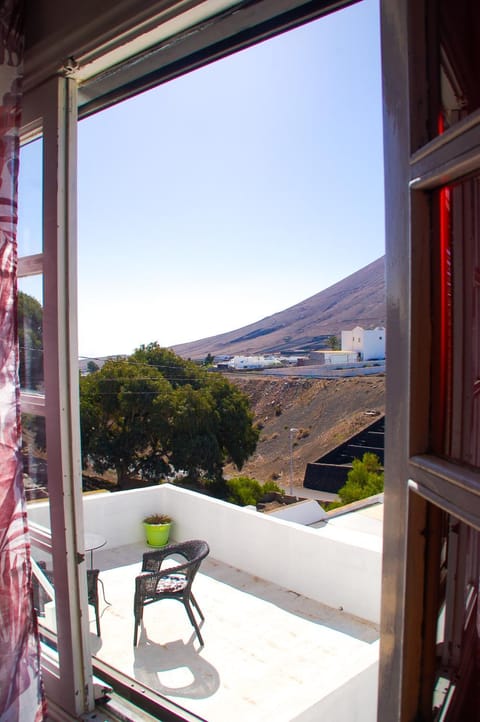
[20,2,373,719]
[379,1,480,719]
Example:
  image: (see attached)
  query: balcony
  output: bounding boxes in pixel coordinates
[28,484,382,722]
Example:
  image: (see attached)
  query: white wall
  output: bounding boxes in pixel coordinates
[28,483,382,624]
[324,351,357,364]
[362,327,386,360]
[341,326,386,360]
[294,646,379,722]
[341,327,363,353]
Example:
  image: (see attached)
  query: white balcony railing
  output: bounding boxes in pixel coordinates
[28,483,382,624]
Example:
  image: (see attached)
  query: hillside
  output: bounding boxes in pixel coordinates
[173,256,385,359]
[224,372,385,489]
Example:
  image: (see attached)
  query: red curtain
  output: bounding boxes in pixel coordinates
[0,2,46,720]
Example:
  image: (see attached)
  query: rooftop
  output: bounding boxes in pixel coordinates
[87,542,379,722]
[29,484,383,722]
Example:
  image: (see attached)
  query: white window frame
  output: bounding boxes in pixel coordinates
[20,76,93,716]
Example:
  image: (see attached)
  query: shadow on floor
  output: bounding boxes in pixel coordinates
[133,632,220,699]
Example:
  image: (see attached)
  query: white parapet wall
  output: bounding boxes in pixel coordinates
[28,483,382,624]
[297,644,379,722]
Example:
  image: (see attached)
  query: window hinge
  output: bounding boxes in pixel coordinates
[63,56,79,77]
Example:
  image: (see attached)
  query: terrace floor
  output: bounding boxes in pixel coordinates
[86,541,380,722]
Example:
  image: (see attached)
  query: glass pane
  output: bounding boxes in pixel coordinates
[23,409,56,646]
[30,528,59,663]
[438,1,480,133]
[22,413,47,501]
[434,513,480,717]
[17,138,43,256]
[31,545,56,631]
[431,175,480,467]
[17,275,44,392]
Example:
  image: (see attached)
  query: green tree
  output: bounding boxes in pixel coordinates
[331,452,384,508]
[86,360,99,373]
[133,343,259,481]
[132,342,204,388]
[327,334,340,350]
[80,345,259,486]
[170,383,221,481]
[79,359,174,486]
[17,291,44,389]
[207,374,259,473]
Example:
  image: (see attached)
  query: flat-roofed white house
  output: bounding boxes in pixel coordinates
[341,326,386,361]
[227,355,282,370]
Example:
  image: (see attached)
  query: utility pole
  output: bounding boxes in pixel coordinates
[289,428,299,496]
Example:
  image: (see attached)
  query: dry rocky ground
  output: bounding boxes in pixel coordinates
[225,372,385,490]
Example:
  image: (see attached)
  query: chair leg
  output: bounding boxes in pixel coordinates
[184,598,204,646]
[133,617,139,646]
[94,600,101,637]
[133,607,143,646]
[190,593,204,621]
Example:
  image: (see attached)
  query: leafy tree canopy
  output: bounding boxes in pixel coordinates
[80,345,259,487]
[80,359,174,486]
[86,360,99,373]
[327,334,340,350]
[132,342,204,389]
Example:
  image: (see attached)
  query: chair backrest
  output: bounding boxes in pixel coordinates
[140,539,209,595]
[142,540,209,573]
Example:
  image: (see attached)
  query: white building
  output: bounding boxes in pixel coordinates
[323,350,358,365]
[341,326,386,361]
[227,355,282,370]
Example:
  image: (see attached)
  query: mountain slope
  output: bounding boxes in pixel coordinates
[173,256,385,359]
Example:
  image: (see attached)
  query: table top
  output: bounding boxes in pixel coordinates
[84,532,106,552]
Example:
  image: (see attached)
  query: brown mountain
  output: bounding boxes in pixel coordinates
[173,256,386,359]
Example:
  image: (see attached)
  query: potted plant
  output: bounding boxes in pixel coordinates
[142,513,172,547]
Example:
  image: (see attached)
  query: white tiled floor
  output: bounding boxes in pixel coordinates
[90,542,379,722]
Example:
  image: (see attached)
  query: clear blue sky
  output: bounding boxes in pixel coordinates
[18,0,384,359]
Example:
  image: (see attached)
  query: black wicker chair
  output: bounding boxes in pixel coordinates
[133,539,209,647]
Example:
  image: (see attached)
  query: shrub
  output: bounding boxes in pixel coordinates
[226,476,263,506]
[328,452,384,509]
[226,476,284,506]
[262,480,284,495]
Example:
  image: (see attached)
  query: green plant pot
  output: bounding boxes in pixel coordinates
[143,521,172,547]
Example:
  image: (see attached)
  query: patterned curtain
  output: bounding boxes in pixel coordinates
[0,2,46,720]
